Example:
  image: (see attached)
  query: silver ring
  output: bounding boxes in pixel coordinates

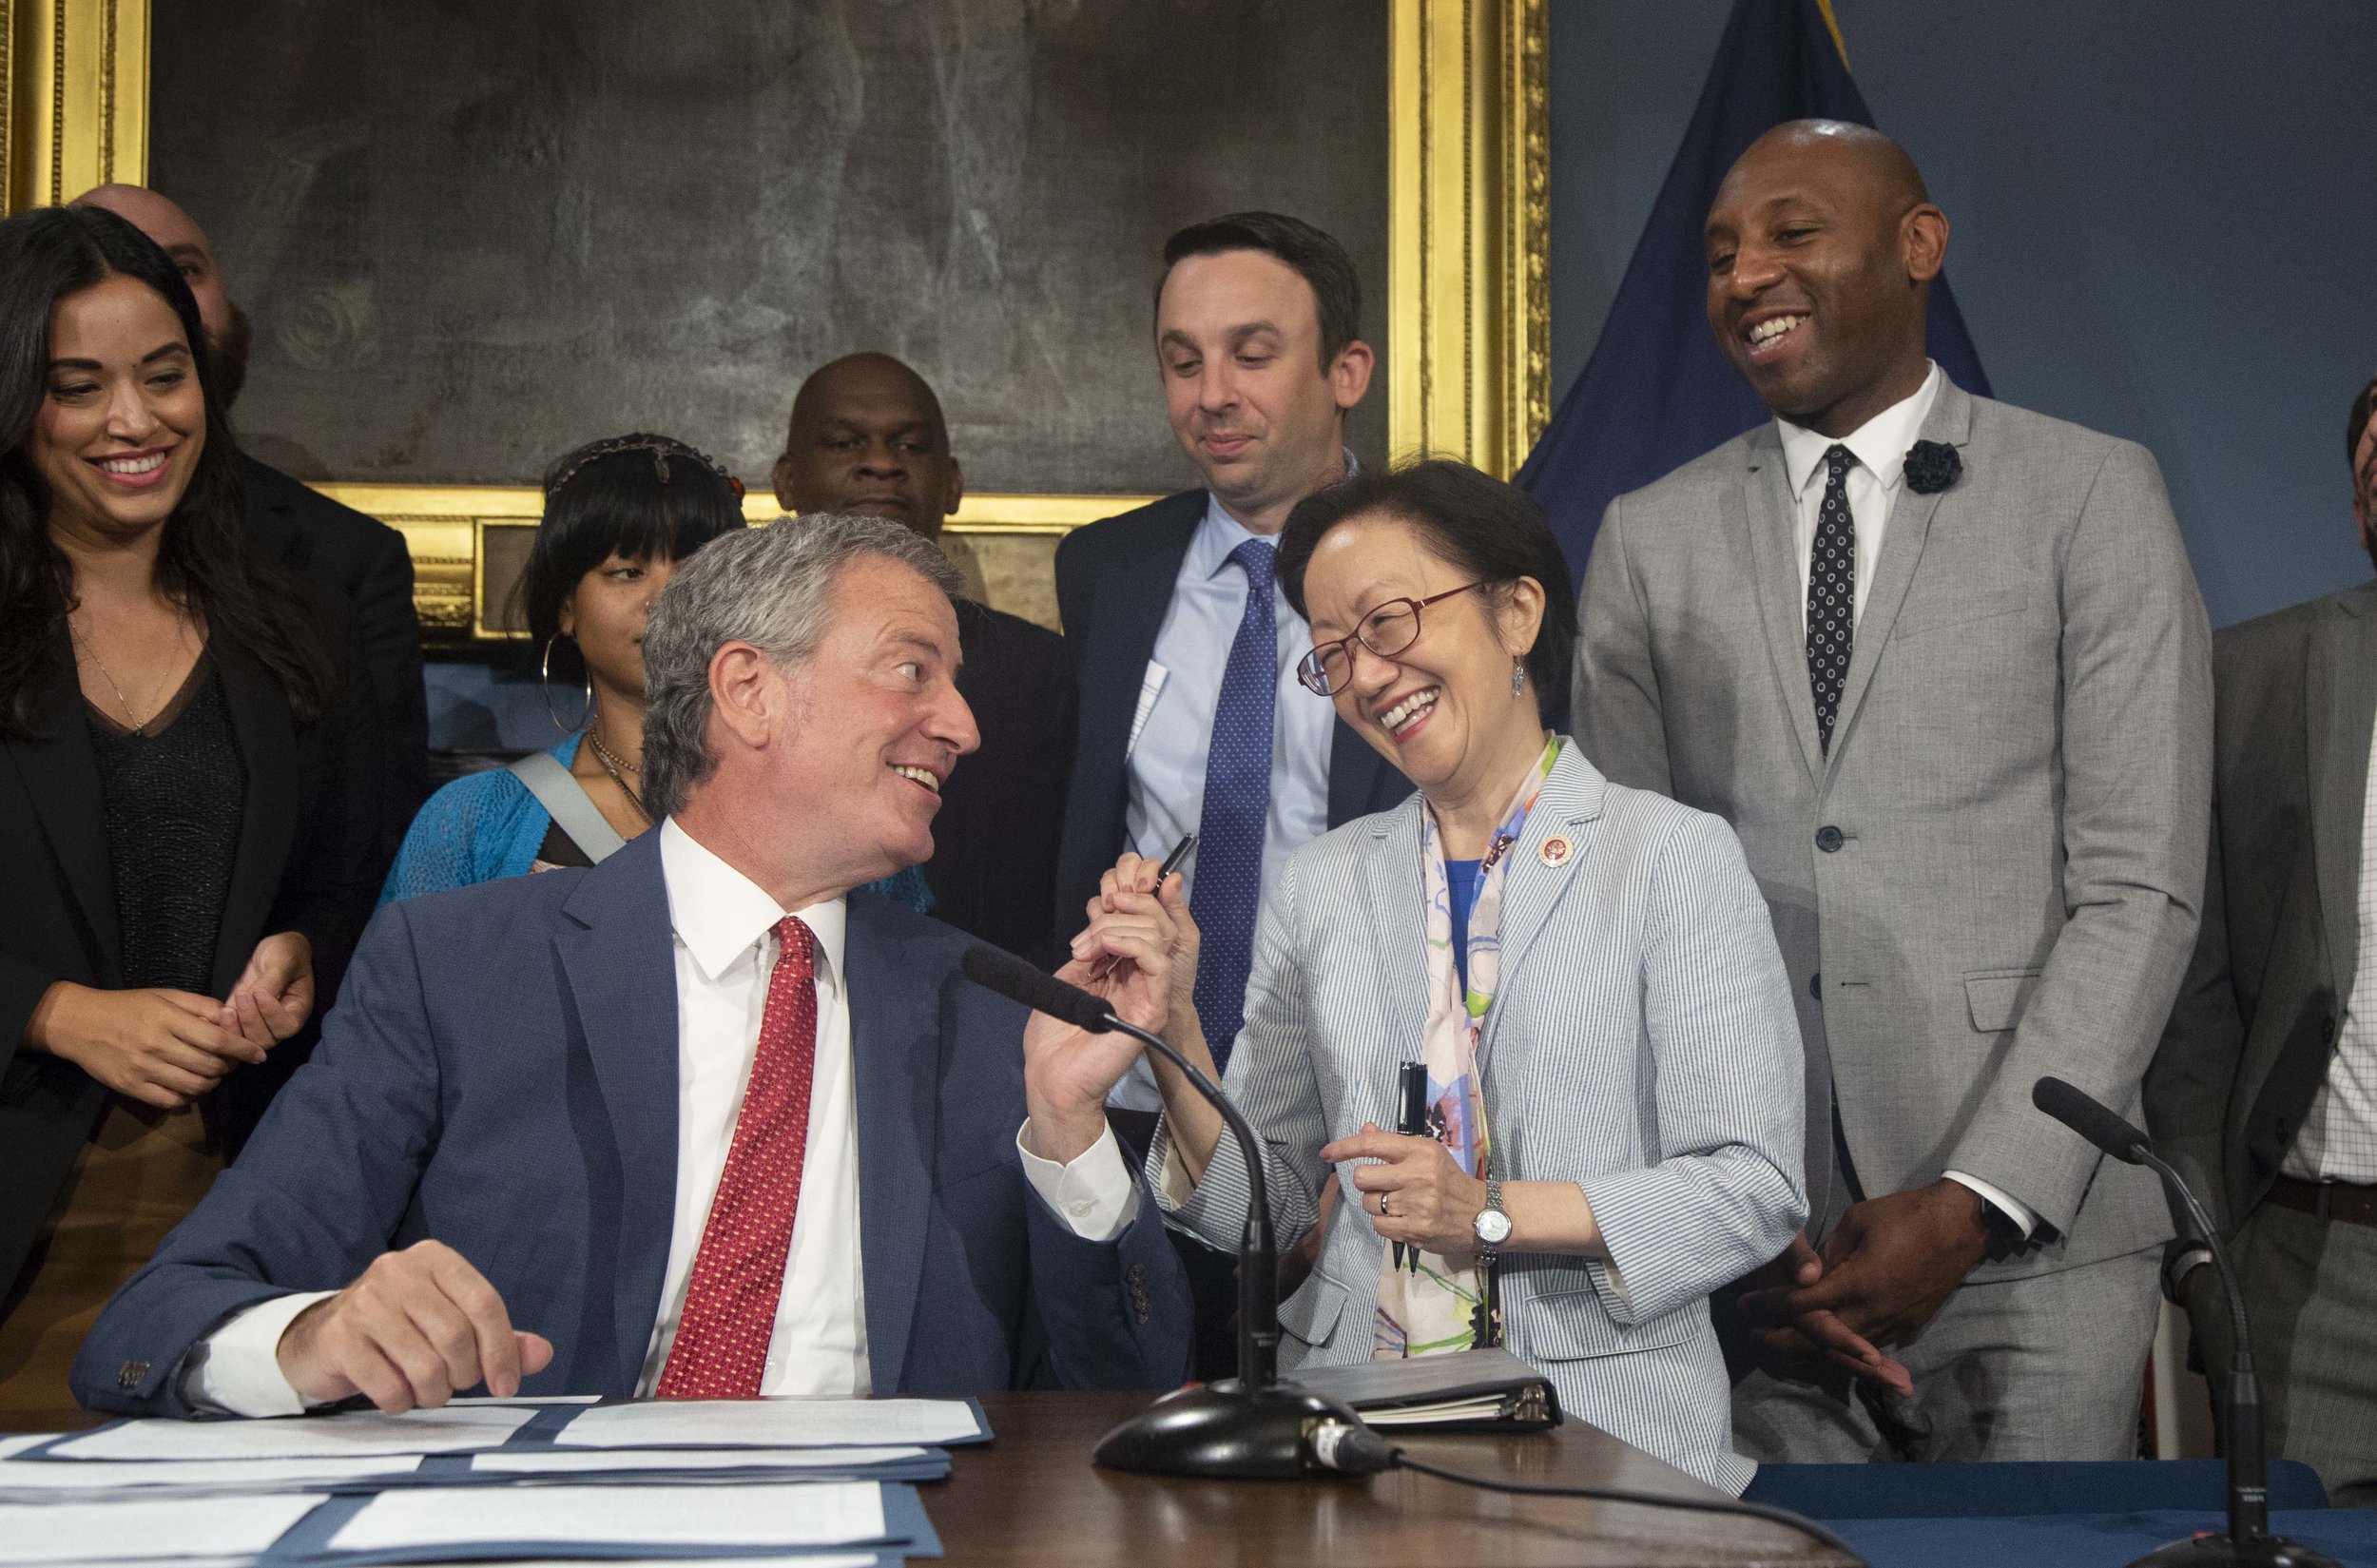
[1377,1191,1390,1219]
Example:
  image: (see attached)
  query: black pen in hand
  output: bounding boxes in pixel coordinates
[1394,1060,1429,1272]
[1088,835,1197,987]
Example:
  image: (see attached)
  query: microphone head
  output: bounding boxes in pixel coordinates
[960,945,1116,1034]
[2032,1075,2150,1165]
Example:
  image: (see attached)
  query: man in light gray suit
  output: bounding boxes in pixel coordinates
[2145,373,2377,1504]
[1574,120,2213,1462]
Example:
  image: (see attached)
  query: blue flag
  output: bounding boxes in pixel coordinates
[1518,0,1990,575]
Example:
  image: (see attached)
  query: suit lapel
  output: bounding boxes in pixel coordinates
[1738,431,1824,781]
[1486,746,1602,1043]
[2309,589,2377,1003]
[841,897,939,1397]
[1074,496,1202,848]
[5,652,120,978]
[208,644,299,994]
[1326,719,1386,827]
[552,834,683,1396]
[1359,804,1432,1066]
[1824,381,1975,778]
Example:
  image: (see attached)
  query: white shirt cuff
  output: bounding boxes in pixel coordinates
[187,1290,338,1417]
[1016,1121,1143,1244]
[1943,1170,2039,1239]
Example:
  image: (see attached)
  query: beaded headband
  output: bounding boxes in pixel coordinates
[546,435,745,501]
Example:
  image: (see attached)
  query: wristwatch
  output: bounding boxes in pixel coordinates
[1472,1177,1512,1264]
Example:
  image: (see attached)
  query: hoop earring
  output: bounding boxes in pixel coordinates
[542,634,593,735]
[1511,660,1527,698]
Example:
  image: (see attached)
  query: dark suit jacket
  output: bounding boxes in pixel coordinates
[74,831,1191,1412]
[242,455,425,877]
[920,600,1073,963]
[2146,580,2377,1244]
[1051,490,1411,942]
[1,623,383,1312]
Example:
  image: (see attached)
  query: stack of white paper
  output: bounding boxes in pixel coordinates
[329,1480,893,1554]
[554,1396,984,1448]
[46,1403,536,1461]
[0,1492,327,1563]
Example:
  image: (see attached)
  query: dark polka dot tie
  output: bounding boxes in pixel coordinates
[656,916,816,1400]
[1807,444,1857,755]
[1188,537,1276,1072]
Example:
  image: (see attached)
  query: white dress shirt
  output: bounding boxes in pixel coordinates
[191,820,1139,1414]
[1111,470,1345,1111]
[1776,363,2039,1240]
[2284,706,2377,1182]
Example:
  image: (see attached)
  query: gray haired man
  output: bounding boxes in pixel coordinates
[78,514,1189,1416]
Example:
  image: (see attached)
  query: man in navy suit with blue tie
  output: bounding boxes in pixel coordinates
[1053,212,1413,1374]
[75,515,1188,1415]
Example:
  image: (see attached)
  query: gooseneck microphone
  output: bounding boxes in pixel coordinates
[2033,1076,2338,1568]
[963,944,1355,1477]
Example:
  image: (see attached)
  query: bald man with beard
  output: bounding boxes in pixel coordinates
[774,354,1073,961]
[1574,122,2213,1464]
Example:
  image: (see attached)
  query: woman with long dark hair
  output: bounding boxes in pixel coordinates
[0,205,379,1411]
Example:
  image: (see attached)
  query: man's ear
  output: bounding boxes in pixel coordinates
[1902,204,1949,286]
[770,452,797,514]
[707,641,780,751]
[1330,339,1376,414]
[942,456,965,521]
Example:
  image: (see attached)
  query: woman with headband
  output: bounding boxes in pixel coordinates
[381,433,933,912]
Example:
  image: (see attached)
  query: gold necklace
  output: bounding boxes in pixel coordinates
[586,715,652,824]
[70,607,188,736]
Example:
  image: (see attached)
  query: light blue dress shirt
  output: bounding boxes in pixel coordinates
[1111,471,1347,1110]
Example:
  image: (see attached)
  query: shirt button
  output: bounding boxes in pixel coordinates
[1815,825,1845,853]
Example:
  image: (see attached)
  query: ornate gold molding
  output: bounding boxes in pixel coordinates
[314,484,1159,641]
[1388,0,1549,478]
[1,0,145,212]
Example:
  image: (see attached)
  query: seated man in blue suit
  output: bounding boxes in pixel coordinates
[74,513,1189,1415]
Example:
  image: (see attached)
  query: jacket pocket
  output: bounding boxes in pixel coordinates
[1279,1272,1349,1350]
[1517,1276,1699,1362]
[1895,588,2027,639]
[1964,967,2044,1033]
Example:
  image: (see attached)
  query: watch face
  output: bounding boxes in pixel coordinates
[1475,1208,1514,1246]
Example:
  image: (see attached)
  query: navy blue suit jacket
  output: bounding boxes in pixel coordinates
[73,832,1190,1414]
[1051,490,1412,942]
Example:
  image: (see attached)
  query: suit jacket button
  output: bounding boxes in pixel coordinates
[117,1360,148,1390]
[1127,1263,1145,1287]
[1808,971,1822,1000]
[2323,1016,2338,1045]
[1815,825,1845,853]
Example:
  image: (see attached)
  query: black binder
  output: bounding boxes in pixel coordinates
[1286,1347,1563,1431]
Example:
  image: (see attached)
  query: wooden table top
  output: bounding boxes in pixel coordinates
[3,1393,1859,1566]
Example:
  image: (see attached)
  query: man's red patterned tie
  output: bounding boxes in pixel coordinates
[656,915,817,1399]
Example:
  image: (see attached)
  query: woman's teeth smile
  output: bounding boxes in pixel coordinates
[1380,687,1440,735]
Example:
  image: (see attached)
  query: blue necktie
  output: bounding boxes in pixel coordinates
[1190,538,1277,1071]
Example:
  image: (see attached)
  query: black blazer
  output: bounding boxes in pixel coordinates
[1050,490,1411,943]
[2147,580,2377,1242]
[920,599,1074,963]
[242,455,425,876]
[0,618,383,1307]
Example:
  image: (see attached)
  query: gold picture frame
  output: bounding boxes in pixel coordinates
[5,0,1547,637]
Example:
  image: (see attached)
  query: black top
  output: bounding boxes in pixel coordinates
[87,660,249,993]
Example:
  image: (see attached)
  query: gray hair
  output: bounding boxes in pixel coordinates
[640,513,966,819]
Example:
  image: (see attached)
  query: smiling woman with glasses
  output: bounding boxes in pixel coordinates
[1057,458,1821,1493]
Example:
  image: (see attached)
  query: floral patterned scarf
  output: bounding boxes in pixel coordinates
[1371,734,1561,1359]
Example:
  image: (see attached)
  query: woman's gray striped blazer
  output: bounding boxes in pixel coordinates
[1149,740,1807,1493]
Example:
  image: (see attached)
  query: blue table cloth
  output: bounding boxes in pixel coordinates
[1840,1508,2377,1567]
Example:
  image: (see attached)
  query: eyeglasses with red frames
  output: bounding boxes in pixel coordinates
[1296,582,1485,696]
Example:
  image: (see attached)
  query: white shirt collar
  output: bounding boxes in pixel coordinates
[1777,360,1943,499]
[658,818,847,994]
[1191,447,1361,581]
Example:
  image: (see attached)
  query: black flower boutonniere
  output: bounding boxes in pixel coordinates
[1904,440,1962,495]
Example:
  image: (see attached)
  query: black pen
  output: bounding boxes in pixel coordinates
[1157,833,1197,882]
[1395,1061,1430,1271]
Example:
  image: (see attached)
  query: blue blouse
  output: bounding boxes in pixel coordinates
[380,732,935,915]
[1445,857,1482,995]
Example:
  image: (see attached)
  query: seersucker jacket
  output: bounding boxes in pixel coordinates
[1150,740,1807,1493]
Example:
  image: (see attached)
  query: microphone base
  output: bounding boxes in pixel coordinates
[1092,1379,1363,1480]
[2126,1535,2342,1568]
